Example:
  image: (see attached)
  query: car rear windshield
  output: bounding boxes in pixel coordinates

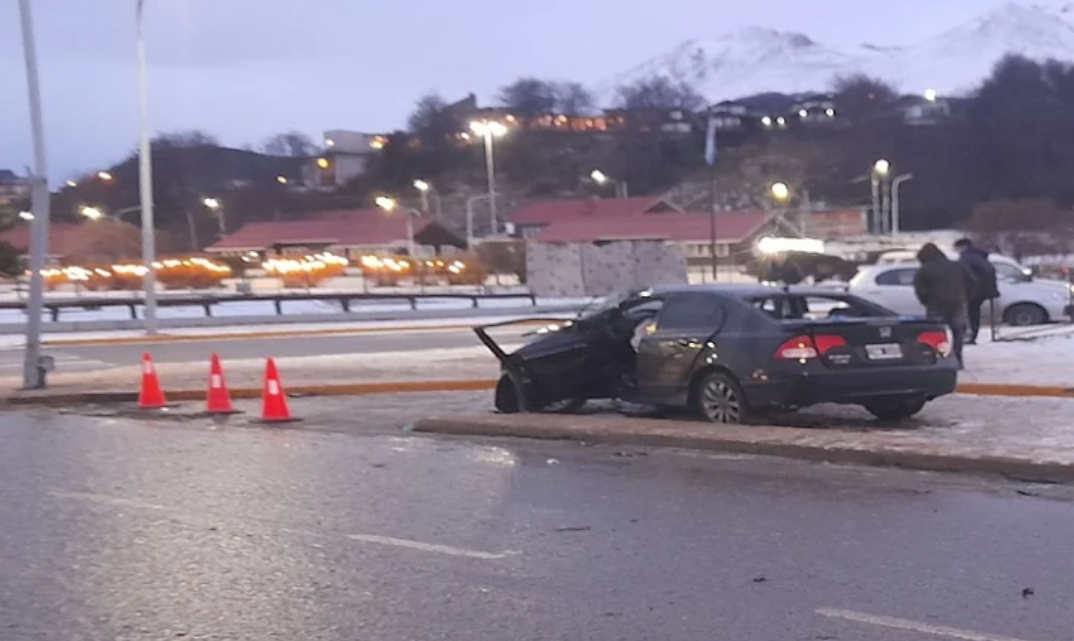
[749,294,891,321]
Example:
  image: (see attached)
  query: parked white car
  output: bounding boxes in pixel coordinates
[849,255,1074,326]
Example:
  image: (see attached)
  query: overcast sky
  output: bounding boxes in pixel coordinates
[1,0,998,181]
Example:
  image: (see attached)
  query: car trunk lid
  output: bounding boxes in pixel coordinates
[777,318,951,367]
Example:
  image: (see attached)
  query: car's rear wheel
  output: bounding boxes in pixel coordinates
[694,371,748,424]
[863,398,926,421]
[1004,303,1047,327]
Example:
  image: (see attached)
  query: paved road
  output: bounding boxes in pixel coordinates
[0,326,523,371]
[1,409,1071,640]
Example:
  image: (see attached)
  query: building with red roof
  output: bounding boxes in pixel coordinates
[205,209,466,258]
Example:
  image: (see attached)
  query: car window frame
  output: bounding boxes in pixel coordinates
[874,267,917,286]
[652,292,728,333]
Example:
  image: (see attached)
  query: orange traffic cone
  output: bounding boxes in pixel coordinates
[260,358,295,423]
[206,353,238,415]
[138,353,167,409]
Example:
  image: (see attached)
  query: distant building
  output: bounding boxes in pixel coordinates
[0,169,31,209]
[791,94,838,125]
[307,130,387,187]
[894,94,967,126]
[205,209,466,258]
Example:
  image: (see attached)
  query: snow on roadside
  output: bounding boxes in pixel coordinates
[961,326,1074,387]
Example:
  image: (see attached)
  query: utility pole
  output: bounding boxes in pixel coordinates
[18,0,51,389]
[136,0,158,334]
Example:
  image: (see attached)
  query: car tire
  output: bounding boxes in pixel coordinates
[693,371,749,424]
[1004,303,1047,327]
[494,374,587,414]
[494,374,522,414]
[864,398,926,421]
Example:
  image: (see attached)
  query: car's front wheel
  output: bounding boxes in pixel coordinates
[693,371,748,424]
[863,398,926,421]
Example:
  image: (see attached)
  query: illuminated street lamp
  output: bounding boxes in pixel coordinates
[202,197,226,234]
[79,205,104,221]
[413,179,431,214]
[590,169,629,198]
[276,175,288,185]
[770,182,790,203]
[924,88,938,102]
[65,180,76,188]
[18,211,34,221]
[873,159,890,177]
[97,171,114,182]
[375,196,417,256]
[469,119,509,235]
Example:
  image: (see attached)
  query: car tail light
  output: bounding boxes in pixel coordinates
[775,335,846,360]
[917,330,952,357]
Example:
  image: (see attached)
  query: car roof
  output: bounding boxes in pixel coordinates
[646,283,854,299]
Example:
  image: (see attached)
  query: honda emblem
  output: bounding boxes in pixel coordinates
[879,326,892,339]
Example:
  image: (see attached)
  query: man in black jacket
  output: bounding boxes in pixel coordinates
[954,238,1000,344]
[914,243,972,367]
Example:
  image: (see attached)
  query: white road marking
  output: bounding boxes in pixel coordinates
[49,489,168,512]
[48,488,515,561]
[816,608,1038,641]
[344,533,518,560]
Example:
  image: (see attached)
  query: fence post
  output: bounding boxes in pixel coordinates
[202,302,213,317]
[340,297,351,313]
[128,303,137,320]
[274,299,283,315]
[49,305,59,322]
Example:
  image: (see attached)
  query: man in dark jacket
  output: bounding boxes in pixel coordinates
[954,238,1000,344]
[914,243,972,366]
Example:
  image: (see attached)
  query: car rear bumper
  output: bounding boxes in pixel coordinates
[742,365,959,409]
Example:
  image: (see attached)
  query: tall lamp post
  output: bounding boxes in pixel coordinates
[871,159,890,234]
[375,196,418,256]
[891,174,913,235]
[17,0,51,389]
[136,0,158,335]
[202,197,226,235]
[469,120,508,236]
[770,181,792,232]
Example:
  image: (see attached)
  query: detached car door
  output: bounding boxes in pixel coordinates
[634,292,727,401]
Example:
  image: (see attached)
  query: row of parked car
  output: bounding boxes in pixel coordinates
[846,251,1074,326]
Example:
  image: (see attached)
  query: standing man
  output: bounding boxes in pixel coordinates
[954,238,999,344]
[914,243,972,368]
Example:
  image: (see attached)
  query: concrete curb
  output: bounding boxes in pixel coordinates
[4,377,1074,408]
[413,415,1074,484]
[955,383,1074,398]
[1,379,498,407]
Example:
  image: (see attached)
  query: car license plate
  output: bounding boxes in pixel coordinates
[866,343,903,360]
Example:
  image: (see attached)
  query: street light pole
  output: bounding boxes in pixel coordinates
[17,0,51,389]
[465,193,493,248]
[136,0,158,335]
[891,174,913,236]
[482,131,497,234]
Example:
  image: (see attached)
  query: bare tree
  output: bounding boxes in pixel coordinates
[615,75,705,111]
[498,77,558,117]
[152,130,219,149]
[262,131,317,157]
[831,74,898,121]
[407,93,449,132]
[553,81,595,114]
[966,199,1074,260]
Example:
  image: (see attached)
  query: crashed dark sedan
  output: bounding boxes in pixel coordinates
[475,284,959,423]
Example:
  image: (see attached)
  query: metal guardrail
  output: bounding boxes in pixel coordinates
[0,292,541,323]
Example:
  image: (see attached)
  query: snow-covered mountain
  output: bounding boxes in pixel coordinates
[597,2,1074,103]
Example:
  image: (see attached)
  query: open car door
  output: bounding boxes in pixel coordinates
[474,316,618,410]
